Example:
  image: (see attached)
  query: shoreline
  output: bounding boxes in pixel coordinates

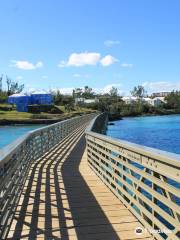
[0,118,62,126]
[109,111,180,121]
[0,112,95,126]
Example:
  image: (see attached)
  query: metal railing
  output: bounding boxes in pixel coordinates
[86,113,180,240]
[0,113,96,239]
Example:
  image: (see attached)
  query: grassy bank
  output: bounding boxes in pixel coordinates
[0,104,96,125]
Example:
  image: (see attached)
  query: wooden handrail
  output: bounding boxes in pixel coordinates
[0,113,96,239]
[86,113,180,240]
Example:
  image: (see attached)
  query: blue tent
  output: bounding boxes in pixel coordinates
[8,92,53,112]
[30,91,53,105]
[8,94,31,112]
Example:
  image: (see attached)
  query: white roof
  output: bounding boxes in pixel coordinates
[143,97,152,101]
[154,97,165,101]
[31,90,50,95]
[84,99,96,103]
[122,96,137,100]
[9,93,28,98]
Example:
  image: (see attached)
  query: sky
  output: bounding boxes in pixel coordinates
[0,0,180,95]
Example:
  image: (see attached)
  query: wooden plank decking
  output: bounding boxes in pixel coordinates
[7,124,153,240]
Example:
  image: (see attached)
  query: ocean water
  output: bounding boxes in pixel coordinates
[106,115,180,155]
[0,124,46,149]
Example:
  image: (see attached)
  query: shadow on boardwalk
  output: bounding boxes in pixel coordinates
[61,137,120,240]
[7,129,120,240]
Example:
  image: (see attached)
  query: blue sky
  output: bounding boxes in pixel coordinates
[0,0,179,95]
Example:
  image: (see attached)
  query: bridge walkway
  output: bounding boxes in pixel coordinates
[7,123,153,240]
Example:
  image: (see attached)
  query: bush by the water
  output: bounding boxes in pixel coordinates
[30,114,50,119]
[0,104,13,111]
[28,104,63,114]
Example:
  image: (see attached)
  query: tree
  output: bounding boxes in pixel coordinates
[54,90,63,105]
[165,91,180,109]
[6,75,24,96]
[82,86,94,99]
[109,87,118,97]
[131,85,146,98]
[73,88,83,98]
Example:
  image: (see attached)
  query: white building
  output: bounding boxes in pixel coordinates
[75,98,99,105]
[152,92,170,97]
[122,96,166,107]
[74,98,84,104]
[122,96,138,104]
[142,97,151,104]
[84,99,99,104]
[148,97,166,106]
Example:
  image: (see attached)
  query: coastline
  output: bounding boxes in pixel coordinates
[0,111,95,126]
[108,110,180,121]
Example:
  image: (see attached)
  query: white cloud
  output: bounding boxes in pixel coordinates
[16,76,23,80]
[52,87,74,95]
[104,40,120,47]
[11,60,43,70]
[51,84,126,96]
[58,52,117,67]
[93,83,125,95]
[121,63,133,68]
[100,55,118,66]
[142,81,180,92]
[67,52,101,66]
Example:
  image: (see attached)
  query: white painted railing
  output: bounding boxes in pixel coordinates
[0,113,96,239]
[86,113,180,240]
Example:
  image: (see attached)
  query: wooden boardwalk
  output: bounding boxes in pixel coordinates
[7,124,153,240]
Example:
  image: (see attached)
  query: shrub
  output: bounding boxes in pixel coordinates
[28,104,63,114]
[0,105,13,111]
[30,114,50,119]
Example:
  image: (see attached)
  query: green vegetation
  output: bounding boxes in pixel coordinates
[0,111,33,120]
[0,76,96,124]
[165,91,180,110]
[0,107,95,125]
[0,103,14,111]
[73,86,94,99]
[104,87,180,119]
[28,104,63,114]
[79,86,180,119]
[0,73,180,124]
[0,75,24,103]
[131,85,147,98]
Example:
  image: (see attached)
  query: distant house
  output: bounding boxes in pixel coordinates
[122,96,138,104]
[84,99,99,104]
[149,97,166,106]
[8,91,53,112]
[75,98,99,105]
[152,92,170,97]
[74,98,85,104]
[122,96,166,107]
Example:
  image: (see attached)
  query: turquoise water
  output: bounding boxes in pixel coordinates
[0,125,46,149]
[107,115,180,154]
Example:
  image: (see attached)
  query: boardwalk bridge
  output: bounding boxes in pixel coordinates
[0,113,179,240]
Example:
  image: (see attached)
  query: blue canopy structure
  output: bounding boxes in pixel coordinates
[8,91,53,112]
[30,91,53,105]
